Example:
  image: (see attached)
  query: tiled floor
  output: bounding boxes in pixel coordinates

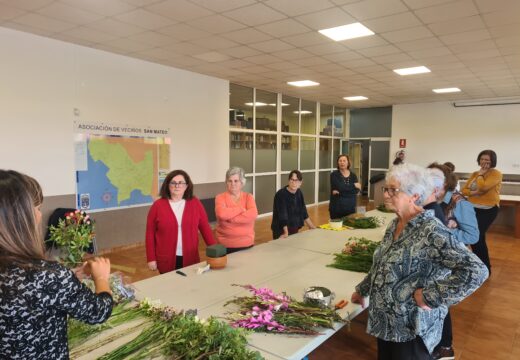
[103,201,520,360]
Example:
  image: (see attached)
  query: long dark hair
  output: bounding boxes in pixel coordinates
[159,170,194,200]
[0,170,46,269]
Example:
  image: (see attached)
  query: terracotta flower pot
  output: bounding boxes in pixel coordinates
[207,255,227,269]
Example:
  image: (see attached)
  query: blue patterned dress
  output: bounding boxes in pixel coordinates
[355,211,488,353]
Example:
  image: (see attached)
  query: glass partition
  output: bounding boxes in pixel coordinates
[255,175,276,214]
[318,170,331,202]
[300,137,315,170]
[243,176,253,194]
[319,138,332,169]
[230,132,253,173]
[301,171,315,206]
[255,89,277,131]
[229,84,253,129]
[333,107,345,137]
[255,133,276,173]
[282,96,299,133]
[281,135,298,172]
[333,139,340,164]
[300,100,316,135]
[320,104,333,136]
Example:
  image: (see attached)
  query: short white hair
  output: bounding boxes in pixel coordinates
[386,163,433,205]
[226,166,246,185]
[427,168,445,199]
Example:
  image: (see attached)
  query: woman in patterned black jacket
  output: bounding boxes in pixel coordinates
[0,170,113,359]
[351,164,488,360]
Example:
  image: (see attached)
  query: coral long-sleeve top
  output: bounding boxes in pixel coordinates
[146,197,215,273]
[215,191,257,249]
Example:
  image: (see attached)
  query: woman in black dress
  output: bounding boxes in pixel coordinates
[329,154,362,219]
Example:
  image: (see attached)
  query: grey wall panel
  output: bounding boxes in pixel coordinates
[350,106,392,138]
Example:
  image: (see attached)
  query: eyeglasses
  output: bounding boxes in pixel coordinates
[382,187,401,197]
[169,181,187,187]
[289,178,301,182]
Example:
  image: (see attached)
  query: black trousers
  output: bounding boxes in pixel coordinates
[377,337,431,360]
[175,255,183,270]
[438,311,453,348]
[472,206,499,273]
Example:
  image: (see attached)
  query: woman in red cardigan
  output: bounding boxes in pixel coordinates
[146,170,216,274]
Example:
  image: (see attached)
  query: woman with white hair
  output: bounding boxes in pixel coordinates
[423,167,447,223]
[215,167,258,254]
[351,163,488,360]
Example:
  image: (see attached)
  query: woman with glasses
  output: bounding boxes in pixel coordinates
[215,167,258,254]
[0,170,113,358]
[351,163,488,360]
[146,169,216,274]
[271,170,316,239]
[461,149,502,274]
[329,154,362,219]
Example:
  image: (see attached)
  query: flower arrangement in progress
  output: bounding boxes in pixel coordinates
[48,209,94,267]
[69,298,262,360]
[327,237,378,273]
[225,285,344,335]
[342,215,383,229]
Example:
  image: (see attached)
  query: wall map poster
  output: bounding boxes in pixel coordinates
[74,121,170,212]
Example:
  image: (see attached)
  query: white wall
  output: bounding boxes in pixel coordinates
[0,28,229,196]
[392,101,520,174]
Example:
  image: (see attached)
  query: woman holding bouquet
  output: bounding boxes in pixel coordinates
[146,169,216,273]
[0,170,113,359]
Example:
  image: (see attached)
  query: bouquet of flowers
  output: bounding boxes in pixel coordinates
[225,285,344,335]
[48,210,94,267]
[342,215,383,229]
[69,298,262,360]
[327,237,378,273]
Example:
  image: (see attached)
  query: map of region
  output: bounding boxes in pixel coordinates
[76,135,170,211]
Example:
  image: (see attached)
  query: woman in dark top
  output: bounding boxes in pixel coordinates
[329,154,361,219]
[0,170,113,359]
[271,170,316,239]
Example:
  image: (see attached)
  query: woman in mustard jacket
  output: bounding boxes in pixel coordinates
[461,149,502,274]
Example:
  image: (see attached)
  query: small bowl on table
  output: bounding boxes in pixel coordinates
[329,219,343,230]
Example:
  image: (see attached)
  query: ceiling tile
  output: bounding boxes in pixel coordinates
[304,42,349,55]
[488,23,520,39]
[408,46,452,59]
[85,18,146,37]
[133,47,181,60]
[186,14,246,34]
[396,37,445,51]
[1,0,54,11]
[381,26,434,43]
[402,0,458,10]
[475,0,520,13]
[295,7,355,30]
[219,45,263,58]
[414,0,479,24]
[281,31,326,47]
[495,35,520,48]
[190,36,239,50]
[256,18,311,38]
[192,51,231,62]
[163,41,209,55]
[339,58,377,68]
[64,26,120,43]
[36,2,103,25]
[221,27,273,44]
[2,21,55,37]
[52,32,96,47]
[363,11,422,33]
[371,52,413,64]
[104,37,154,53]
[342,0,408,20]
[292,56,332,66]
[127,31,175,47]
[0,4,27,21]
[115,9,176,30]
[223,3,286,26]
[344,35,388,49]
[427,15,486,36]
[440,29,491,45]
[188,0,256,13]
[448,39,497,54]
[61,0,136,16]
[325,51,364,62]
[483,10,520,27]
[271,48,315,60]
[145,0,214,21]
[249,39,293,52]
[11,13,76,32]
[263,0,335,17]
[356,44,401,57]
[242,54,281,65]
[157,23,210,41]
[265,61,299,70]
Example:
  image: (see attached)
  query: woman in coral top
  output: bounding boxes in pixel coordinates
[461,149,502,274]
[146,169,216,274]
[215,167,258,254]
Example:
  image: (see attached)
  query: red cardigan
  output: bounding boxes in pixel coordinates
[145,197,216,273]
